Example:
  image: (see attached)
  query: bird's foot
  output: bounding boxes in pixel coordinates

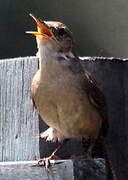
[38,154,60,169]
[38,139,69,169]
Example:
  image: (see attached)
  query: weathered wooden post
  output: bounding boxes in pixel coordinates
[0,56,128,179]
[0,57,40,161]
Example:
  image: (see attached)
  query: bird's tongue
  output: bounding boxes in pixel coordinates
[26,14,53,38]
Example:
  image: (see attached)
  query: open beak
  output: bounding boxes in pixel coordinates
[26,14,53,39]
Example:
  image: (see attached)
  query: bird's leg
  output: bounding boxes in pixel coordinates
[82,138,96,159]
[86,139,96,158]
[38,139,69,168]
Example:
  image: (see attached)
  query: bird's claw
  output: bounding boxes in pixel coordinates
[38,154,60,169]
[38,157,51,169]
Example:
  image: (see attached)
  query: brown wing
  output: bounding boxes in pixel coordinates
[84,69,108,137]
[70,55,108,136]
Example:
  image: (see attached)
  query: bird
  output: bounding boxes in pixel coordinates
[26,14,115,178]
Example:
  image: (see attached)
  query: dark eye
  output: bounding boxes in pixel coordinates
[58,28,66,36]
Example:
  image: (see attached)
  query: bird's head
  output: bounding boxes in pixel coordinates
[26,14,73,53]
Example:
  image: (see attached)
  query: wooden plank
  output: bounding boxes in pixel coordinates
[1,56,128,179]
[0,159,105,180]
[0,57,39,161]
[0,160,73,180]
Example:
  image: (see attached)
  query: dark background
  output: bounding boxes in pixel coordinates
[1,0,128,59]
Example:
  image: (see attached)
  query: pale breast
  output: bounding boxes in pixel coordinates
[31,66,102,140]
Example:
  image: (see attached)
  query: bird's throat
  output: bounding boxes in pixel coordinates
[37,41,57,69]
[36,40,76,79]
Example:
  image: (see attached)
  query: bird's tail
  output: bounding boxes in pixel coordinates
[102,139,117,180]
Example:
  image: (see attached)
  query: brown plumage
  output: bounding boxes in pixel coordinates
[27,13,108,148]
[26,14,114,178]
[31,59,105,141]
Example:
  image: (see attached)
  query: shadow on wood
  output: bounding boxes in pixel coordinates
[0,159,105,180]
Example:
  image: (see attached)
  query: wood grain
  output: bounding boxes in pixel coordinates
[0,57,39,161]
[0,159,105,180]
[0,56,128,179]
